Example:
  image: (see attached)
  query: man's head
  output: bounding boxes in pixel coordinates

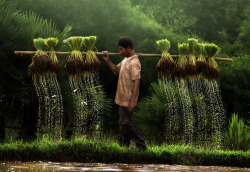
[118,36,133,57]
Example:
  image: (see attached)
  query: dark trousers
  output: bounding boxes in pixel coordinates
[119,106,146,150]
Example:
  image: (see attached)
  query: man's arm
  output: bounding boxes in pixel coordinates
[128,79,140,112]
[102,51,118,74]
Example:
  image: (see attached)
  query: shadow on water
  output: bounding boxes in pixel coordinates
[1,161,250,172]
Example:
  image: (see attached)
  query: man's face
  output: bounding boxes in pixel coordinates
[119,45,129,57]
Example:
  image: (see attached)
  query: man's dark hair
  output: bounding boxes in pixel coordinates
[118,36,133,49]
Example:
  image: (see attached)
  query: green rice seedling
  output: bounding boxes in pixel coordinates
[64,36,85,78]
[156,39,176,78]
[83,36,100,75]
[224,113,250,151]
[29,38,63,140]
[45,37,60,75]
[175,43,189,82]
[0,137,250,166]
[29,38,50,80]
[203,43,221,81]
[186,38,198,78]
[196,43,209,75]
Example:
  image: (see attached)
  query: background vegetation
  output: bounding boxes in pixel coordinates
[0,0,249,148]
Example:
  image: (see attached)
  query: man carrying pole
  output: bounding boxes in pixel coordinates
[102,36,146,151]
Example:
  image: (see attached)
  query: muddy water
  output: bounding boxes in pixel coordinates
[0,161,249,171]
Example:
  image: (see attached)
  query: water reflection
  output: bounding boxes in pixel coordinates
[1,161,249,172]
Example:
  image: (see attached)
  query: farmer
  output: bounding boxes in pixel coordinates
[102,36,146,151]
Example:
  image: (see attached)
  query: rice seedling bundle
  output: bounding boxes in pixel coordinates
[175,43,189,81]
[156,39,176,78]
[195,43,209,75]
[186,38,198,77]
[65,36,85,77]
[45,37,60,75]
[203,43,221,81]
[83,36,100,75]
[29,38,50,79]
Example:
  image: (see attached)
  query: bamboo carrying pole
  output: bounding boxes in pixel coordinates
[14,51,233,62]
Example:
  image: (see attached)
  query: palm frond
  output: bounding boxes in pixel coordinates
[149,82,166,116]
[0,5,24,52]
[133,97,165,139]
[91,85,112,116]
[133,80,175,141]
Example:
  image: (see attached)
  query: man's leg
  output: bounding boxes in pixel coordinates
[119,106,131,147]
[124,122,146,151]
[120,106,146,151]
[119,124,130,147]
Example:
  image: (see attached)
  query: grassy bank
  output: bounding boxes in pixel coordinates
[0,137,249,167]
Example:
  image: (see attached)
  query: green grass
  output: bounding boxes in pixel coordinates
[0,137,249,167]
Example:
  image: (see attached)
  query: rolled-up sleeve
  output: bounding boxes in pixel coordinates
[131,59,141,80]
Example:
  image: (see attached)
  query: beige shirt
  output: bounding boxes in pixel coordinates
[115,55,141,107]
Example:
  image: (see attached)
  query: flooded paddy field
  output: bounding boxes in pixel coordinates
[1,161,250,171]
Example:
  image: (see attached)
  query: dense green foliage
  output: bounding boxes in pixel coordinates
[0,137,249,167]
[0,0,249,144]
[219,56,250,120]
[131,0,250,56]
